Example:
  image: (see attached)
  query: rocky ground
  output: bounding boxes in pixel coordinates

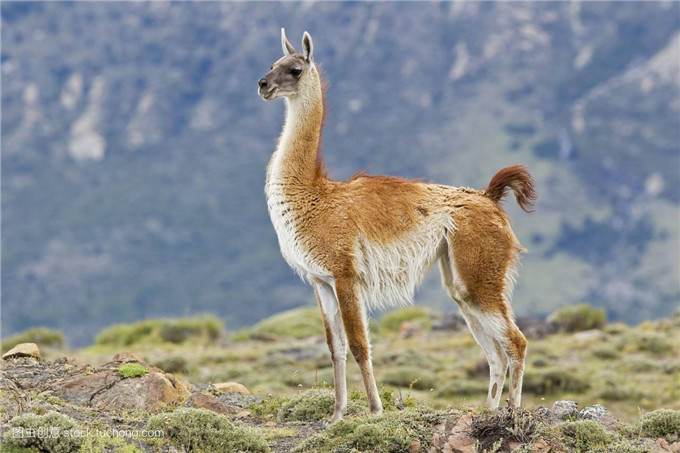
[1,345,679,453]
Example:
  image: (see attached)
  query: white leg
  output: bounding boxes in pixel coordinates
[505,319,527,407]
[315,281,348,422]
[459,305,509,409]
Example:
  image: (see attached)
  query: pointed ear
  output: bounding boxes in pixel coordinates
[302,31,314,62]
[281,28,296,56]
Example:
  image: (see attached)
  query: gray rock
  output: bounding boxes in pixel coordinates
[579,404,611,420]
[552,400,578,420]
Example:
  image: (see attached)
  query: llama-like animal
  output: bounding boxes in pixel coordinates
[258,29,536,423]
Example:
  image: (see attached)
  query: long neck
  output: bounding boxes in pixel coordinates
[268,72,324,185]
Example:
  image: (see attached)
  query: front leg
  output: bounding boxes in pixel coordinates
[335,277,383,415]
[315,282,348,423]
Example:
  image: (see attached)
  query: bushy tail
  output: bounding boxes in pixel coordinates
[484,165,537,213]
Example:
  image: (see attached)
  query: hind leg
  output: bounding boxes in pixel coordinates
[441,257,508,408]
[505,320,527,407]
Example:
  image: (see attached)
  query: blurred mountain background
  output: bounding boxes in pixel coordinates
[2,2,679,346]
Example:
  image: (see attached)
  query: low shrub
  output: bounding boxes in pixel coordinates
[95,315,223,347]
[277,389,364,422]
[6,411,83,453]
[292,406,442,453]
[561,420,612,452]
[250,307,323,339]
[547,304,606,333]
[617,331,674,355]
[380,307,432,333]
[591,345,620,360]
[146,407,269,452]
[523,369,590,395]
[380,366,436,390]
[470,407,544,452]
[153,356,189,374]
[436,379,488,398]
[117,363,148,379]
[597,384,646,402]
[2,328,64,352]
[634,409,680,441]
[620,358,660,373]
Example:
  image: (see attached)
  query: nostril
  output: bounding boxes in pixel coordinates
[258,78,269,89]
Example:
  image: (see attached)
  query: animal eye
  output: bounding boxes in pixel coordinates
[291,68,302,77]
[270,66,273,70]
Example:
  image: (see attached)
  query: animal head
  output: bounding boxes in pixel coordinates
[258,29,316,101]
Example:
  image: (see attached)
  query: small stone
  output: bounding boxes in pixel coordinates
[112,351,144,362]
[669,441,680,453]
[532,439,552,452]
[552,400,578,420]
[214,381,250,394]
[448,436,476,453]
[409,440,421,453]
[573,329,607,341]
[656,438,671,451]
[2,343,40,360]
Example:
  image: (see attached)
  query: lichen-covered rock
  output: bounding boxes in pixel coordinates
[552,400,579,420]
[579,404,612,421]
[2,342,41,360]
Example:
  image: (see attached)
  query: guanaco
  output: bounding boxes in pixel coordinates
[258,29,536,423]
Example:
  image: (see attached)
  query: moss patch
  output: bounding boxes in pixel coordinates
[292,406,443,453]
[146,407,269,452]
[117,363,148,379]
